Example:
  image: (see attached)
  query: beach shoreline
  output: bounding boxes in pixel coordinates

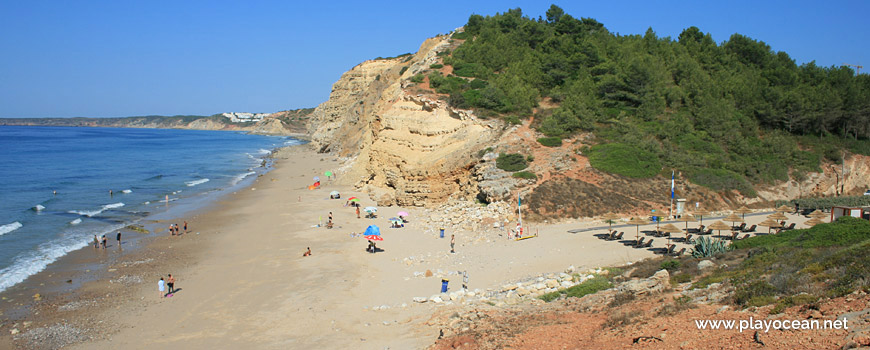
[0,142,289,349]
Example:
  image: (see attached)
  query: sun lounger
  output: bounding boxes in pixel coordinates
[672,248,686,257]
[741,224,756,233]
[784,223,796,230]
[634,237,645,246]
[738,234,750,240]
[614,232,624,240]
[738,223,746,231]
[643,239,654,248]
[684,234,693,244]
[730,231,739,240]
[664,244,676,255]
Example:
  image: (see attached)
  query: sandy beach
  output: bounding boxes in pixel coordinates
[0,144,816,350]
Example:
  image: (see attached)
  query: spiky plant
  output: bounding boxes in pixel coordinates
[691,236,732,258]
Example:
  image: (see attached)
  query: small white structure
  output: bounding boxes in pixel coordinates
[222,112,269,123]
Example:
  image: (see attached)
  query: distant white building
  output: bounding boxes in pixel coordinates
[222,112,269,123]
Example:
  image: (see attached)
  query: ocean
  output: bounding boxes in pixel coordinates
[0,126,302,292]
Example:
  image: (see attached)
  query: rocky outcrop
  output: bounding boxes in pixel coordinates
[307,34,505,206]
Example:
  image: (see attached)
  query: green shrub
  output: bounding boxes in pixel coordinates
[660,260,681,271]
[540,276,613,302]
[513,171,537,180]
[469,79,488,89]
[496,153,528,171]
[537,137,563,147]
[477,147,494,157]
[410,74,424,83]
[734,280,777,306]
[587,143,660,178]
[451,31,469,40]
[399,66,408,75]
[503,115,521,125]
[429,63,444,69]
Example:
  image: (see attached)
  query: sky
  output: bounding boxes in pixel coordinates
[0,0,867,118]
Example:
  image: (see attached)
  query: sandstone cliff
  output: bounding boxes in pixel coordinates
[308,35,505,206]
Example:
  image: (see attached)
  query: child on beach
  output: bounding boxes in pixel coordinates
[158,277,165,298]
[93,235,99,248]
[184,221,188,233]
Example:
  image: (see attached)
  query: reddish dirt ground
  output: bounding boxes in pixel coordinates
[431,291,869,350]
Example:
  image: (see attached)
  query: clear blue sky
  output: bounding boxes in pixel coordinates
[1,0,867,118]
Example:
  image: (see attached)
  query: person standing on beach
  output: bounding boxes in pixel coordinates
[167,274,175,294]
[356,206,360,219]
[328,212,333,223]
[93,235,99,249]
[169,224,174,236]
[101,235,107,249]
[450,234,455,253]
[183,221,188,233]
[158,277,165,298]
[116,231,121,247]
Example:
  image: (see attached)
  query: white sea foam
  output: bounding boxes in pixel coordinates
[69,218,82,225]
[257,148,271,155]
[68,209,102,217]
[230,171,257,186]
[186,178,210,187]
[0,223,126,293]
[121,189,132,194]
[104,202,125,210]
[68,203,125,217]
[0,222,22,236]
[33,204,45,211]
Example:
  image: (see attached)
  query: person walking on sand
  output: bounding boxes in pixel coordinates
[450,234,456,253]
[158,277,165,298]
[167,274,175,294]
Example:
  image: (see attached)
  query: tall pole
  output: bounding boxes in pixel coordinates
[669,170,675,219]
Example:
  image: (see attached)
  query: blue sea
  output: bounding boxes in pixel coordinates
[0,126,302,292]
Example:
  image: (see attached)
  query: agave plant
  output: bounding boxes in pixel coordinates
[690,236,732,258]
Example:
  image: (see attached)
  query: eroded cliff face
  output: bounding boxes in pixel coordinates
[307,35,504,206]
[305,33,870,214]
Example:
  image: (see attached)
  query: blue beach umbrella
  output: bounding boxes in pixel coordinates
[365,225,381,236]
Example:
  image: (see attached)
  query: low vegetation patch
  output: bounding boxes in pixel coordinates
[537,136,563,147]
[587,143,660,178]
[496,153,528,172]
[512,171,537,180]
[694,217,870,309]
[539,275,612,302]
